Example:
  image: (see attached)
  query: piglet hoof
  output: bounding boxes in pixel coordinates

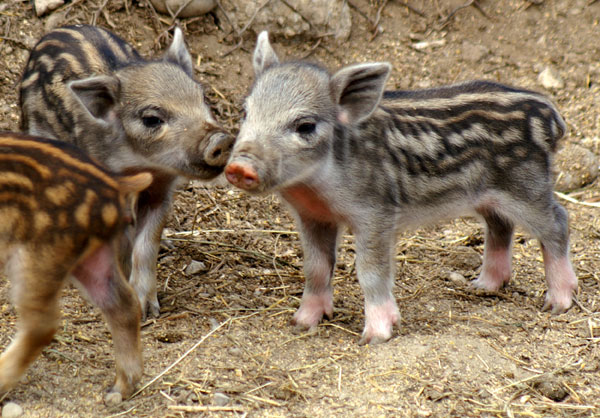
[359,299,399,345]
[291,291,333,330]
[105,391,123,405]
[542,291,574,315]
[469,274,508,293]
[139,296,160,321]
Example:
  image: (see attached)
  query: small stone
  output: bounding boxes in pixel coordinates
[185,260,208,275]
[534,379,569,402]
[213,392,230,406]
[149,0,215,17]
[538,66,564,89]
[34,0,65,16]
[2,402,23,418]
[448,272,467,285]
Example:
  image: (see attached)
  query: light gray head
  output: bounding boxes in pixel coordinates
[68,27,233,179]
[226,31,391,192]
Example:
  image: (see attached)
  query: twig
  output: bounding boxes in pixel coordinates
[221,0,271,57]
[371,0,389,37]
[168,405,246,412]
[554,191,600,208]
[130,318,232,399]
[438,0,475,28]
[280,0,315,29]
[346,0,376,26]
[0,36,30,50]
[214,0,237,35]
[91,0,110,26]
[392,0,426,17]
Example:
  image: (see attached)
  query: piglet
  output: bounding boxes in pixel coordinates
[225,32,577,344]
[0,132,152,402]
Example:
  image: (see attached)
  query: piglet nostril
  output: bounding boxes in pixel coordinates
[204,132,234,166]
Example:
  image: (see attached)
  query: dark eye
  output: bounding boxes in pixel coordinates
[297,122,316,135]
[142,115,164,128]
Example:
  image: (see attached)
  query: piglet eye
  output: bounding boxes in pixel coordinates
[142,116,164,128]
[297,122,316,135]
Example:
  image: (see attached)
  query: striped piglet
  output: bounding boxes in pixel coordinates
[225,32,577,344]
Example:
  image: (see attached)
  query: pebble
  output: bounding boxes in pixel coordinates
[213,392,230,406]
[185,260,207,275]
[34,0,64,16]
[534,379,569,402]
[2,402,23,418]
[149,0,215,17]
[448,272,467,285]
[538,66,564,89]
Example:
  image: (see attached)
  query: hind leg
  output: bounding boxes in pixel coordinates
[0,249,65,395]
[538,203,577,313]
[72,242,142,402]
[501,196,576,313]
[471,208,514,291]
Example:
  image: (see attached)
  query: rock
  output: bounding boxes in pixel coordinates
[219,0,352,41]
[538,66,564,89]
[461,41,489,63]
[2,402,23,418]
[554,144,599,192]
[533,379,569,402]
[448,272,467,285]
[185,260,208,275]
[411,39,446,51]
[213,392,230,406]
[34,0,64,16]
[149,0,215,17]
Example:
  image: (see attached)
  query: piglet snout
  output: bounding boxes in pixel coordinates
[203,132,234,167]
[225,160,260,190]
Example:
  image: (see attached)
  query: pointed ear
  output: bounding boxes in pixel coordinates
[163,27,194,77]
[253,31,279,77]
[118,172,154,193]
[68,75,120,123]
[330,62,391,124]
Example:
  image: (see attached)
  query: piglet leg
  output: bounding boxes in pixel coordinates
[292,219,338,330]
[72,243,142,403]
[471,208,514,291]
[354,224,400,345]
[0,249,65,395]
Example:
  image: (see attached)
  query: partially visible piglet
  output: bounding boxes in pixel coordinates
[0,132,152,402]
[19,24,234,318]
[225,32,577,344]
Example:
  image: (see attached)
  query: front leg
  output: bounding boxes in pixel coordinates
[354,223,400,345]
[128,173,177,319]
[291,217,339,330]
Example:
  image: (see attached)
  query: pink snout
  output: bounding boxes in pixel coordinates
[225,161,260,190]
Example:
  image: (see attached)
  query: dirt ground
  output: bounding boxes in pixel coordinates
[1,0,600,416]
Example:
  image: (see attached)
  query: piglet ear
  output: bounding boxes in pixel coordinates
[330,62,391,124]
[68,75,120,124]
[253,31,279,77]
[118,172,154,194]
[163,27,194,77]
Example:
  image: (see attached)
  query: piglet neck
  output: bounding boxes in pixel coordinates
[280,184,338,224]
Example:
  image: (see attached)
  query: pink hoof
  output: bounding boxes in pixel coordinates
[359,299,399,345]
[291,290,333,330]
